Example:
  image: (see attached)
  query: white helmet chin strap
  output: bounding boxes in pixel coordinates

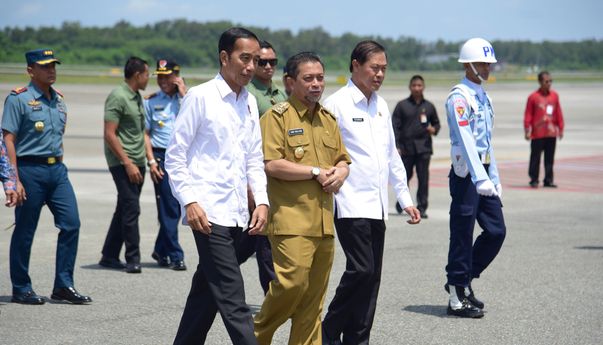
[469,62,486,83]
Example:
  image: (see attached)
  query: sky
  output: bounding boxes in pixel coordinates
[1,0,601,42]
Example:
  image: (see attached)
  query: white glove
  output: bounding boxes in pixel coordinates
[476,180,497,197]
[496,184,502,198]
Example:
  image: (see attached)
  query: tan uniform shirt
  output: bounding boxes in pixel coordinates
[261,96,351,237]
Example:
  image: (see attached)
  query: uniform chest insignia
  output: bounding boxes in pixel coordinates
[28,99,41,107]
[34,121,45,131]
[153,105,165,111]
[11,87,27,95]
[272,102,289,115]
[288,128,304,136]
[455,106,465,118]
[294,147,305,159]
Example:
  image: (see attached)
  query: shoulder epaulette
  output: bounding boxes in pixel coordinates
[54,88,63,98]
[11,87,27,95]
[272,102,289,115]
[144,92,158,100]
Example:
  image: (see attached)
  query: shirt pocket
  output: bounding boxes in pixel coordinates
[286,134,311,163]
[28,110,47,134]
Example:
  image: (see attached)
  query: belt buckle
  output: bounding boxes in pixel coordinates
[47,157,56,164]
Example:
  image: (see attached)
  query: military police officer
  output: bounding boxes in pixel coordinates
[1,49,92,305]
[444,38,506,318]
[143,59,187,271]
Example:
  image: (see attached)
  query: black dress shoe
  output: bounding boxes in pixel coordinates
[51,287,92,304]
[420,212,429,219]
[99,257,126,269]
[543,183,558,188]
[444,284,484,309]
[12,290,45,305]
[395,202,403,214]
[529,181,539,188]
[126,263,142,273]
[447,299,484,318]
[170,260,187,271]
[151,252,170,267]
[467,285,484,309]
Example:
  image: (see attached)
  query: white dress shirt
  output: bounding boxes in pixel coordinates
[324,80,413,220]
[165,74,269,227]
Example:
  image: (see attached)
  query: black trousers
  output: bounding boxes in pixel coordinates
[529,137,557,185]
[173,224,257,345]
[102,165,145,264]
[401,153,431,213]
[236,232,276,294]
[323,218,386,345]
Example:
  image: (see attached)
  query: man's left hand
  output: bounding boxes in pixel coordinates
[404,206,421,224]
[248,204,269,235]
[322,166,348,193]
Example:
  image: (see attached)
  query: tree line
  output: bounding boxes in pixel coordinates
[1,20,602,71]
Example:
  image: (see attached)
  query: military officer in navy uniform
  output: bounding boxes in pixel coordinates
[444,38,506,318]
[144,59,187,271]
[1,49,92,305]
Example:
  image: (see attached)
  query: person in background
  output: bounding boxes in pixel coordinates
[2,49,92,304]
[392,74,440,218]
[524,71,564,188]
[100,56,149,274]
[143,59,187,271]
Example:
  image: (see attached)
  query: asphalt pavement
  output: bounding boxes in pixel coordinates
[0,80,601,345]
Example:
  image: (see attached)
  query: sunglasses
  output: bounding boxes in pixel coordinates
[258,58,278,67]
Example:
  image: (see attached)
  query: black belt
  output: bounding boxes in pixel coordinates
[152,148,166,153]
[18,156,63,165]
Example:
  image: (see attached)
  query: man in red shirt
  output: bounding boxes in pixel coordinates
[524,71,564,188]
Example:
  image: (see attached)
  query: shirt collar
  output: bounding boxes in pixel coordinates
[347,79,377,107]
[251,78,269,91]
[406,95,424,105]
[461,77,486,102]
[157,90,180,101]
[121,83,140,100]
[28,81,57,101]
[215,73,248,100]
[289,94,321,119]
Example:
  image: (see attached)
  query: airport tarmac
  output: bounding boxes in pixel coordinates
[0,80,602,344]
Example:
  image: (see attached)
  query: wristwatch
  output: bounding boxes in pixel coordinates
[311,167,320,179]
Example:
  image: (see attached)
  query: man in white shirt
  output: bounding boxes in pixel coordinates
[165,27,268,345]
[321,40,421,345]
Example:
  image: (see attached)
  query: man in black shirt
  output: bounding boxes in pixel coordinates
[392,75,440,218]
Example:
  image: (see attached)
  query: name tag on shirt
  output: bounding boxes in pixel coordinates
[546,105,554,115]
[288,128,304,136]
[352,118,364,122]
[154,105,165,111]
[420,114,427,123]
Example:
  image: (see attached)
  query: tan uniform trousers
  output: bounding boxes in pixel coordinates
[254,234,334,345]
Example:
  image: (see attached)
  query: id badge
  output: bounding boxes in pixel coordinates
[420,114,427,124]
[546,105,554,116]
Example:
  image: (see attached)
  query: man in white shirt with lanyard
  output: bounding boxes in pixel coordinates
[321,40,421,345]
[165,27,268,345]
